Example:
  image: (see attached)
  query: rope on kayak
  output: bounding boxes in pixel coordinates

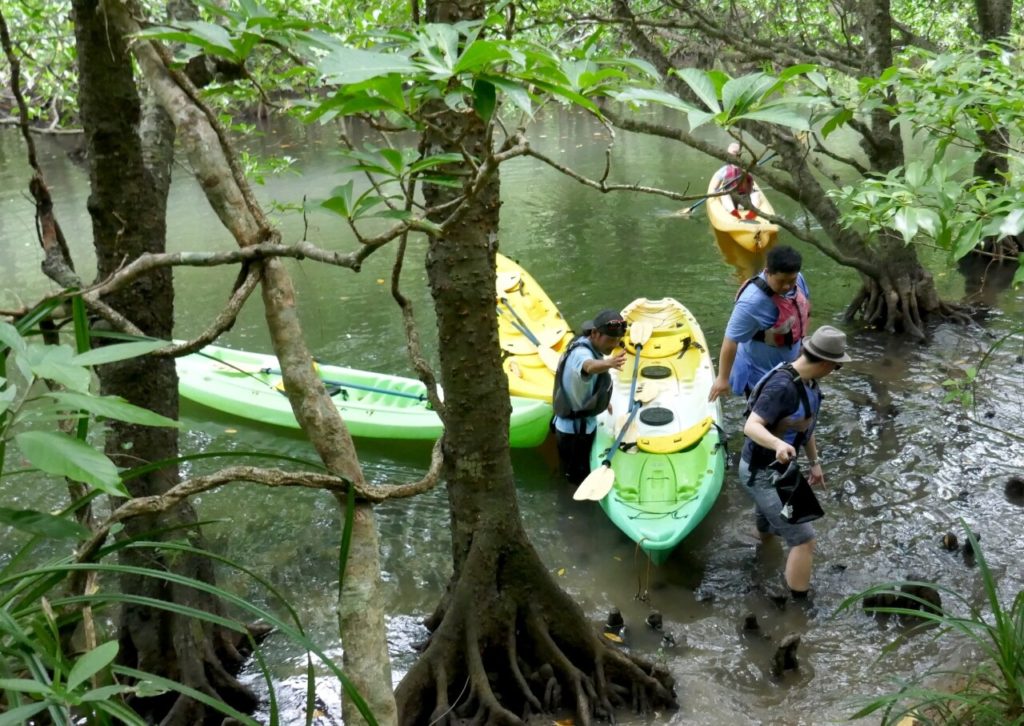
[613,493,699,520]
[634,539,652,602]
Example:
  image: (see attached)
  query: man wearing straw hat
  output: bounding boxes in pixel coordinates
[739,325,851,600]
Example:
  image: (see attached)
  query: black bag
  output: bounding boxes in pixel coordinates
[770,460,824,524]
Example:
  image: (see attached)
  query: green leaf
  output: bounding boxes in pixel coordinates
[44,391,180,428]
[822,107,854,137]
[735,106,810,129]
[611,87,699,113]
[479,75,532,116]
[894,208,919,243]
[779,63,818,80]
[998,209,1024,238]
[319,47,418,85]
[22,343,91,391]
[0,507,90,539]
[721,73,770,114]
[79,684,136,702]
[0,383,16,417]
[133,22,237,60]
[0,702,49,726]
[0,678,52,695]
[904,161,927,188]
[473,79,496,121]
[178,21,237,57]
[67,641,119,692]
[321,181,354,218]
[454,40,509,74]
[14,431,127,496]
[408,153,464,174]
[0,321,26,354]
[954,220,985,259]
[71,339,167,366]
[674,68,721,113]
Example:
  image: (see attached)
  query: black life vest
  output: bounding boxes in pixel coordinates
[743,364,820,467]
[552,337,613,422]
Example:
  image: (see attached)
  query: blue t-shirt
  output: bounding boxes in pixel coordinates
[553,345,601,435]
[741,366,821,468]
[725,272,810,395]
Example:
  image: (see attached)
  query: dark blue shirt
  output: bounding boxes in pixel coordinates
[741,367,821,469]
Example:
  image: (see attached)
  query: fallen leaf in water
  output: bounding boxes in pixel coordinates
[602,632,623,643]
[554,719,574,726]
[225,428,237,434]
[613,555,622,561]
[377,279,385,284]
[557,567,566,576]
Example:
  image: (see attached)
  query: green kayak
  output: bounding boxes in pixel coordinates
[176,345,552,447]
[589,298,727,564]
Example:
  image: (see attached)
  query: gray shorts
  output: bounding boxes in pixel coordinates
[737,458,816,547]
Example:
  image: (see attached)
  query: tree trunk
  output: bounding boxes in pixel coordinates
[857,0,904,172]
[969,0,1020,261]
[72,1,257,722]
[394,3,676,724]
[99,1,399,720]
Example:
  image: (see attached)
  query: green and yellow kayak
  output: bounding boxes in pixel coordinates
[176,344,552,447]
[495,252,574,401]
[590,298,726,564]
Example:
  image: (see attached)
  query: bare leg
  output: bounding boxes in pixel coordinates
[784,539,815,592]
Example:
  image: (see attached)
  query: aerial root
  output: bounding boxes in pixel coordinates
[428,660,451,725]
[526,609,599,725]
[465,619,520,726]
[507,625,543,716]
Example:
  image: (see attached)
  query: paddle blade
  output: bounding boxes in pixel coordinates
[537,326,567,349]
[634,382,659,404]
[573,464,615,501]
[630,320,653,347]
[496,271,521,295]
[537,344,560,373]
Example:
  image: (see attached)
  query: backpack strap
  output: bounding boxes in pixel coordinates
[745,363,815,448]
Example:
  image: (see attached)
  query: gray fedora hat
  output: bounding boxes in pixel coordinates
[802,325,852,363]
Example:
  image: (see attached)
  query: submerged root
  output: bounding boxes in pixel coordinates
[396,573,677,726]
[844,270,966,339]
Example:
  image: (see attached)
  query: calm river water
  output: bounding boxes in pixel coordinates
[1,110,1022,724]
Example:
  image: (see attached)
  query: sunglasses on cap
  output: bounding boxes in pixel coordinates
[597,320,627,337]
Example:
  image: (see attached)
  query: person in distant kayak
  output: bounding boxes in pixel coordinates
[719,141,759,220]
[739,325,851,599]
[552,309,627,485]
[708,244,811,402]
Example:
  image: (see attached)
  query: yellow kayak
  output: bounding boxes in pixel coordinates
[495,252,574,401]
[706,166,778,253]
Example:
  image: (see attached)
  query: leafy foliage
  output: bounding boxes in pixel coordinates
[0,309,372,723]
[829,37,1024,272]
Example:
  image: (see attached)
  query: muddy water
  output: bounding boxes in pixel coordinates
[1,112,1022,724]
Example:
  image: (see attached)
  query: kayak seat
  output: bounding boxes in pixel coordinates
[638,416,713,455]
[635,330,692,358]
